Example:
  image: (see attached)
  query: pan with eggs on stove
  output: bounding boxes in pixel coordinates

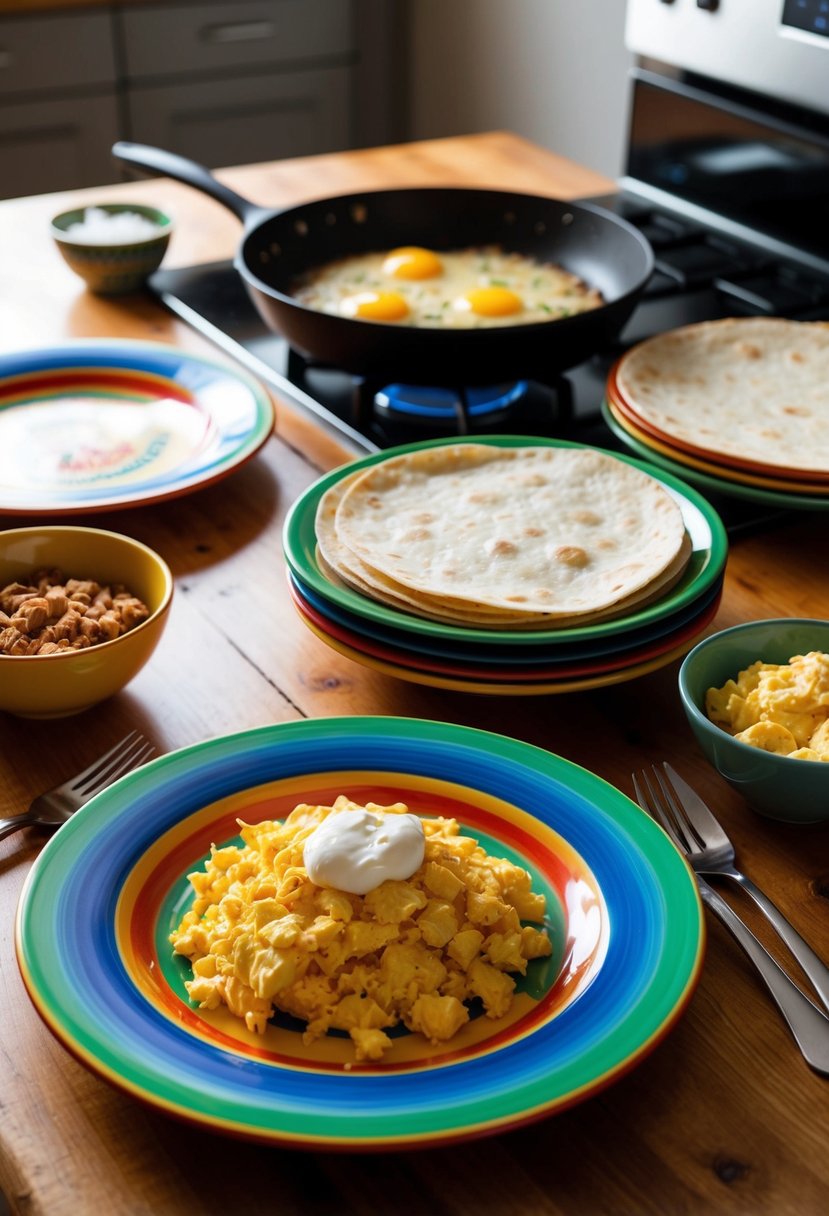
[113,141,653,384]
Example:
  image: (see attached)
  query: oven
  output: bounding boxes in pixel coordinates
[148,0,829,528]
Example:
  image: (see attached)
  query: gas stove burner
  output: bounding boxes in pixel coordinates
[374,381,531,426]
[284,340,575,442]
[361,374,572,443]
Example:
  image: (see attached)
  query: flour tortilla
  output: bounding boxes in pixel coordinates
[316,470,554,624]
[330,444,689,618]
[318,535,692,630]
[317,463,691,628]
[614,318,829,477]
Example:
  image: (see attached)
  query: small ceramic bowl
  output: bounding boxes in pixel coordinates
[678,618,829,824]
[0,526,173,718]
[51,202,173,294]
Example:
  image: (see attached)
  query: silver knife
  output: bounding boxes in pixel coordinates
[697,873,829,1075]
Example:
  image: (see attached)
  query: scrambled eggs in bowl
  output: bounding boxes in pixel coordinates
[171,796,552,1063]
[706,651,829,761]
[678,619,829,822]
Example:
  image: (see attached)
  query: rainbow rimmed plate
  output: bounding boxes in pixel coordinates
[16,718,703,1150]
[0,340,274,514]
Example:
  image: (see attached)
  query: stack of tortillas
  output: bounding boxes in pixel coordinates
[315,443,692,629]
[606,318,829,496]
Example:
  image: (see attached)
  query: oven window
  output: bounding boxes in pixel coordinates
[782,0,829,39]
[627,77,829,262]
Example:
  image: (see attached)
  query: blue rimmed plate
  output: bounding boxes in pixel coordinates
[16,718,703,1150]
[0,340,274,514]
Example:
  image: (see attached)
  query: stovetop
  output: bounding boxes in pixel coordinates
[148,190,829,536]
[149,255,616,456]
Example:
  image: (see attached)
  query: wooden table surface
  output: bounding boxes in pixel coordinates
[1,132,828,1216]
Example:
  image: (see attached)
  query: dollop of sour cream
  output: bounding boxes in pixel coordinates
[303,808,425,896]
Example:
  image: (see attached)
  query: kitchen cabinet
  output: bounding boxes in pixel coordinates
[119,0,353,168]
[0,9,119,196]
[0,0,401,200]
[122,67,352,169]
[0,95,120,197]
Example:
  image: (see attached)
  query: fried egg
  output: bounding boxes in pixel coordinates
[340,290,410,321]
[455,286,523,317]
[294,245,603,328]
[382,246,443,280]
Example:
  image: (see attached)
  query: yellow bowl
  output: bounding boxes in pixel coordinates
[0,526,173,718]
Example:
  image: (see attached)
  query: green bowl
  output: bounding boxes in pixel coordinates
[51,203,173,295]
[678,618,829,823]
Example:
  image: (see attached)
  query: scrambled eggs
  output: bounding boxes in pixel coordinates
[171,796,552,1062]
[706,651,829,761]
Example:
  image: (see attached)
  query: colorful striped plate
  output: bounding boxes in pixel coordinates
[288,570,723,681]
[0,340,274,514]
[16,718,703,1149]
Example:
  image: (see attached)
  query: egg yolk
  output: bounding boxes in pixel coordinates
[382,246,443,280]
[341,291,410,321]
[456,287,523,317]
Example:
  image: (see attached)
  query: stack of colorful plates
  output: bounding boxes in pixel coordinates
[603,318,829,511]
[283,436,728,695]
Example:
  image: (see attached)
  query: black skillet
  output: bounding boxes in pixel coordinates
[113,142,653,387]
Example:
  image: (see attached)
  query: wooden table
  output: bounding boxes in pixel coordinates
[1,132,828,1216]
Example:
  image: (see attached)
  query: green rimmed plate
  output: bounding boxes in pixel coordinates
[282,435,728,647]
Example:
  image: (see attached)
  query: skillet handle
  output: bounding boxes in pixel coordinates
[111,141,269,229]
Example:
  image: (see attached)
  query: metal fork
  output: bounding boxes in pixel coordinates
[0,730,155,842]
[634,763,829,1075]
[645,762,829,1012]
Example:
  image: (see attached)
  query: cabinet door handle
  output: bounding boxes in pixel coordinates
[201,20,275,44]
[0,48,13,70]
